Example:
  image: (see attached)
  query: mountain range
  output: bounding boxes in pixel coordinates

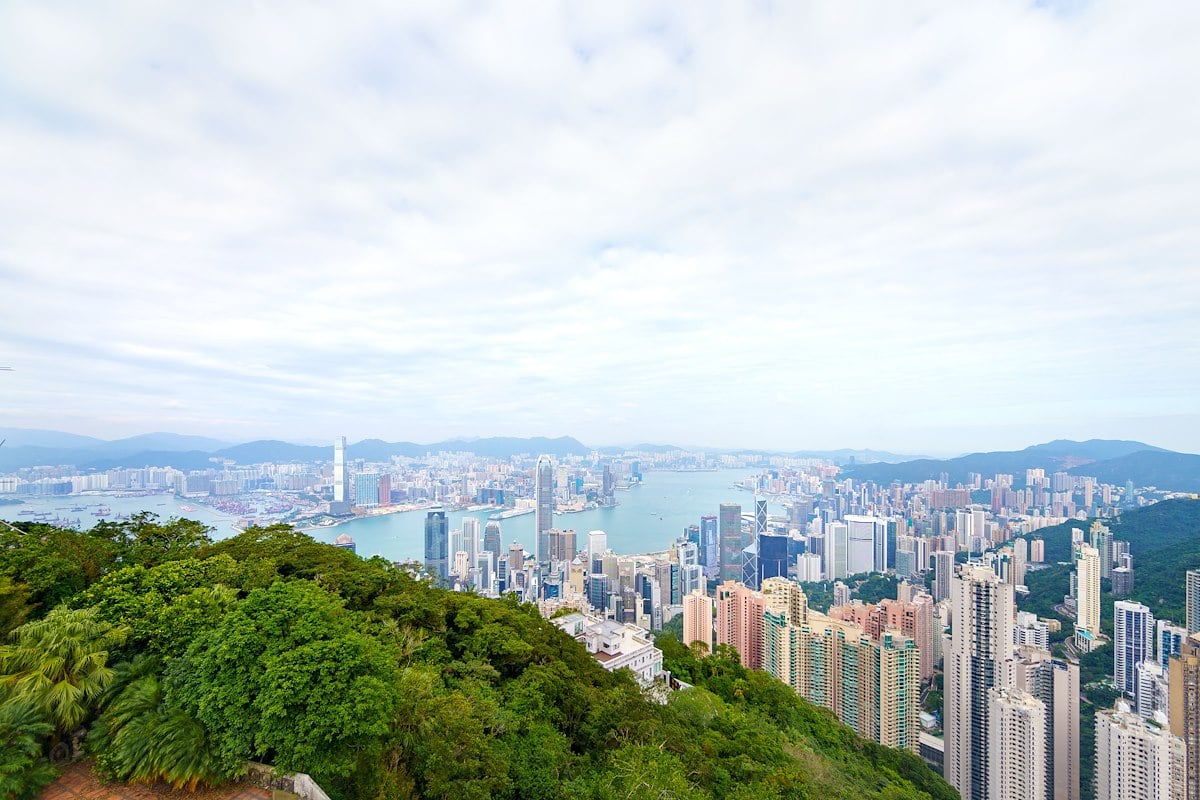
[842,438,1200,492]
[0,429,1196,491]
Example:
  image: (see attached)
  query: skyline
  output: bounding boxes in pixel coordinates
[2,3,1199,453]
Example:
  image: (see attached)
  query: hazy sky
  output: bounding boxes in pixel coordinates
[1,2,1198,454]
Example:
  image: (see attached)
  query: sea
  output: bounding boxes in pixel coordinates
[0,469,780,561]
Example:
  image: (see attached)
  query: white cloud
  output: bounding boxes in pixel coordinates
[0,0,1197,453]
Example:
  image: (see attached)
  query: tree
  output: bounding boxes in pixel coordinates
[0,577,33,639]
[166,580,400,782]
[0,606,125,735]
[0,698,57,800]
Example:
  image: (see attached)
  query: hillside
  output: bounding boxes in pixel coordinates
[1068,450,1200,493]
[843,439,1182,488]
[0,518,955,800]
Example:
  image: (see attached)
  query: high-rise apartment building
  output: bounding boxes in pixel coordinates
[1096,701,1186,800]
[760,577,920,752]
[423,509,449,586]
[718,504,743,582]
[1169,633,1200,800]
[534,456,554,565]
[945,565,1015,800]
[1115,600,1155,698]
[1159,620,1187,669]
[1187,570,1200,635]
[682,589,714,654]
[1075,544,1101,651]
[1004,646,1079,800]
[1090,522,1113,580]
[715,580,766,670]
[933,550,955,602]
[988,688,1046,800]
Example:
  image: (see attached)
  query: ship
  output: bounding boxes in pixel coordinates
[489,507,535,521]
[92,506,111,517]
[179,505,196,512]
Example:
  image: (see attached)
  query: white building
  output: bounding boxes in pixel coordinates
[552,612,663,685]
[988,687,1046,800]
[1115,600,1155,698]
[1014,611,1051,652]
[1095,701,1185,800]
[796,552,823,583]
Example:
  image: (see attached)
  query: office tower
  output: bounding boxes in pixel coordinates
[423,509,449,586]
[719,504,743,582]
[715,581,766,670]
[755,498,767,536]
[587,573,610,613]
[1168,633,1200,800]
[757,531,789,585]
[934,551,955,602]
[741,540,759,591]
[449,528,464,565]
[1004,647,1080,800]
[1115,601,1155,698]
[1096,701,1186,800]
[462,517,480,567]
[683,589,714,653]
[586,529,607,571]
[333,435,350,506]
[987,688,1046,800]
[844,515,882,575]
[1187,570,1200,635]
[507,542,525,579]
[544,528,577,564]
[1136,660,1170,719]
[1159,621,1187,669]
[333,533,356,553]
[827,521,849,580]
[945,565,1016,800]
[700,515,719,574]
[483,521,502,566]
[796,553,822,583]
[1030,538,1045,563]
[1074,544,1101,650]
[534,456,554,565]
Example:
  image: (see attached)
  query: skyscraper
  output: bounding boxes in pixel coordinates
[1096,701,1186,800]
[462,516,480,567]
[1168,633,1200,800]
[483,521,502,567]
[332,435,350,508]
[987,688,1046,800]
[827,521,849,580]
[1115,600,1154,698]
[534,455,554,565]
[933,550,955,602]
[945,565,1015,800]
[1187,570,1200,635]
[700,515,719,575]
[1004,646,1080,800]
[719,503,742,582]
[587,530,607,571]
[683,589,714,653]
[423,509,449,586]
[1074,544,1101,651]
[715,580,765,670]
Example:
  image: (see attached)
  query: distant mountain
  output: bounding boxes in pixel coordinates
[0,427,105,449]
[843,439,1177,487]
[595,443,927,463]
[1068,450,1200,493]
[212,440,330,464]
[101,432,231,454]
[78,450,220,472]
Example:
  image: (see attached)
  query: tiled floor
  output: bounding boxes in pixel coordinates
[38,763,271,800]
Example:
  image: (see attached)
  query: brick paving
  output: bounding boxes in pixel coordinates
[38,763,271,800]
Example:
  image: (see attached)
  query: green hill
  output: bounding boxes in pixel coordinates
[0,515,954,800]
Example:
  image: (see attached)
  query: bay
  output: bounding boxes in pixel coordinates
[0,469,783,560]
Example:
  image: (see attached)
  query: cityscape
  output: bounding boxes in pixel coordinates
[2,430,1199,798]
[2,2,1198,799]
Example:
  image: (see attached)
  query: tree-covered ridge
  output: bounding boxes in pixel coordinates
[0,514,955,800]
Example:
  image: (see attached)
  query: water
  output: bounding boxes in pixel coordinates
[0,469,779,560]
[0,493,240,536]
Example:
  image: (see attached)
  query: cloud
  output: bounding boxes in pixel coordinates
[0,1,1197,453]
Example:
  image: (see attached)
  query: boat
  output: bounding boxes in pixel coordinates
[179,505,196,512]
[92,507,111,517]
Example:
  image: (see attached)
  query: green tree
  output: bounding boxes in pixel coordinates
[0,698,58,800]
[0,577,33,639]
[166,580,400,784]
[0,606,125,735]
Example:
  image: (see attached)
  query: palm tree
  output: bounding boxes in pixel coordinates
[90,655,231,790]
[0,697,58,800]
[0,606,126,736]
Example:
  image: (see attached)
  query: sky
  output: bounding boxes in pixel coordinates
[0,2,1198,455]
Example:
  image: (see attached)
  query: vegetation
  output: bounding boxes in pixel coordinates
[0,514,955,800]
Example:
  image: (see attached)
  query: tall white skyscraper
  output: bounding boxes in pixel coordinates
[1115,600,1155,698]
[1075,544,1101,650]
[534,455,554,565]
[587,530,607,570]
[333,435,349,504]
[988,687,1046,800]
[933,551,955,602]
[461,517,480,568]
[945,565,1015,800]
[845,515,888,573]
[827,521,849,580]
[1095,701,1186,800]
